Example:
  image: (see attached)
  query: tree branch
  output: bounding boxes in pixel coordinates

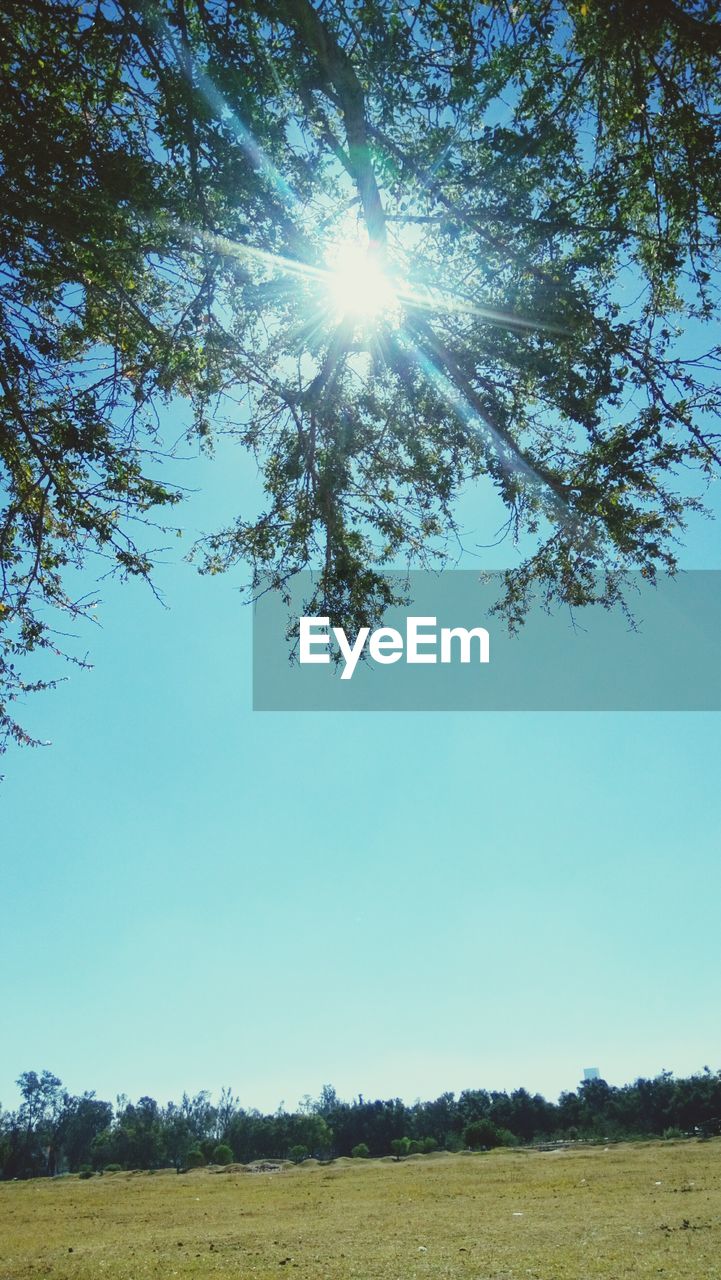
[274,0,387,246]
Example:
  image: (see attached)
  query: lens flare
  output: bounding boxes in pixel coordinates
[326,242,398,320]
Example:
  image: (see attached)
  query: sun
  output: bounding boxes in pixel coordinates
[325,241,398,321]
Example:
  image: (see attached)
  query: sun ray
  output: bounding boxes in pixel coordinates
[394,329,570,514]
[396,280,570,336]
[161,21,299,210]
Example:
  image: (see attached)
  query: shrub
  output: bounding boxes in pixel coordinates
[463,1119,503,1150]
[289,1145,310,1164]
[186,1149,205,1168]
[663,1127,684,1140]
[351,1143,370,1159]
[78,1165,93,1179]
[421,1137,438,1153]
[390,1137,411,1160]
[212,1144,233,1165]
[104,1164,122,1173]
[495,1127,518,1147]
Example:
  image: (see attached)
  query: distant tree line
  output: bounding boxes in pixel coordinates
[2,1069,721,1179]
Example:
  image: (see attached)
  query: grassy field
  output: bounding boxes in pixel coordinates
[2,1140,720,1279]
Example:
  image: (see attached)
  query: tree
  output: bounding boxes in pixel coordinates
[178,1091,218,1143]
[3,1,721,747]
[110,1096,165,1169]
[311,1084,340,1119]
[350,1142,370,1158]
[212,1142,233,1165]
[413,1092,461,1150]
[161,1104,195,1170]
[57,1093,113,1172]
[576,1077,615,1135]
[214,1087,241,1142]
[296,1114,333,1157]
[462,1118,503,1150]
[15,1070,64,1176]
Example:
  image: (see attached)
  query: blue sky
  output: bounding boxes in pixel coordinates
[2,433,720,1117]
[3,2,721,1134]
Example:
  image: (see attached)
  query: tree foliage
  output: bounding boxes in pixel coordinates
[2,0,721,746]
[3,1068,721,1179]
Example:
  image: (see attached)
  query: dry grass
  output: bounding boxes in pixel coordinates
[2,1140,720,1279]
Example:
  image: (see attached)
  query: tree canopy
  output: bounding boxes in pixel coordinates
[2,0,721,748]
[3,1067,721,1177]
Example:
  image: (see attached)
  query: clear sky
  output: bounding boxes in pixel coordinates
[2,434,720,1117]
